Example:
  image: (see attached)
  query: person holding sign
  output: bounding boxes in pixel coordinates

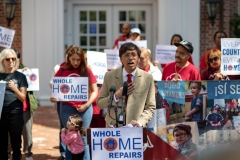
[162,40,201,81]
[50,46,98,160]
[13,50,38,160]
[201,49,240,80]
[49,45,74,160]
[97,42,156,127]
[0,49,28,160]
[199,31,227,73]
[129,28,141,41]
[154,34,194,69]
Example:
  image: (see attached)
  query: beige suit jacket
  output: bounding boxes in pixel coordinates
[97,67,156,127]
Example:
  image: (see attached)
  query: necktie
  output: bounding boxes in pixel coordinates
[125,74,132,103]
[127,74,132,83]
[124,74,132,125]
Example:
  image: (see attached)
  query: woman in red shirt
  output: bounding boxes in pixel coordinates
[50,46,98,160]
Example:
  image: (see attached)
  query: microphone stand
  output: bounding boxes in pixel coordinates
[108,89,119,127]
[121,95,126,125]
[114,105,119,128]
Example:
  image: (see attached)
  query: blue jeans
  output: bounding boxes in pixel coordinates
[57,102,66,156]
[60,103,92,160]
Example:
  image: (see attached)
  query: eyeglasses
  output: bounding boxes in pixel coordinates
[123,52,138,58]
[68,116,79,127]
[174,132,187,138]
[5,57,16,62]
[208,56,219,63]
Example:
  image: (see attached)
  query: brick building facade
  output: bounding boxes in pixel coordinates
[200,0,239,59]
[0,0,22,55]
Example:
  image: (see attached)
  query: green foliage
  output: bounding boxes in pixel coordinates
[230,13,240,38]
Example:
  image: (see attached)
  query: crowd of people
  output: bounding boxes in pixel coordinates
[1,22,240,160]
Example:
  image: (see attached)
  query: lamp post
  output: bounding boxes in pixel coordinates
[206,0,220,26]
[3,0,17,27]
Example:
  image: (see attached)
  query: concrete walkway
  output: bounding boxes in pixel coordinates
[22,107,61,160]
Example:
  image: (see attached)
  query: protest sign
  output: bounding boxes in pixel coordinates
[0,26,15,48]
[17,68,39,91]
[118,40,147,49]
[91,128,143,160]
[104,49,122,70]
[207,80,240,99]
[0,81,6,119]
[157,81,186,104]
[52,77,88,101]
[87,51,107,84]
[155,45,176,64]
[221,38,240,75]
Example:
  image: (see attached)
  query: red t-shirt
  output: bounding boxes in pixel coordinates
[161,57,194,69]
[162,62,201,81]
[113,34,129,48]
[142,66,150,72]
[55,67,97,108]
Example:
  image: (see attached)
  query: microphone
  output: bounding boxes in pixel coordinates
[108,85,116,108]
[122,81,128,97]
[118,81,128,124]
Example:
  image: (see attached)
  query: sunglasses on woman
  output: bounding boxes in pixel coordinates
[5,57,16,62]
[68,116,79,127]
[208,56,219,63]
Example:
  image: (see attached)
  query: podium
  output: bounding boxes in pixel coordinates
[87,127,186,160]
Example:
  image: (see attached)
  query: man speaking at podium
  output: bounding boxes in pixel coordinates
[97,42,156,128]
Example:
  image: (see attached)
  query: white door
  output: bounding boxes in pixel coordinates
[73,5,112,52]
[113,5,152,50]
[73,4,153,52]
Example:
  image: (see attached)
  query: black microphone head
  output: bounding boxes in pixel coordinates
[122,81,128,96]
[109,85,116,93]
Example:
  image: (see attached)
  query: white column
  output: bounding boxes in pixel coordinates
[22,0,64,106]
[158,0,200,69]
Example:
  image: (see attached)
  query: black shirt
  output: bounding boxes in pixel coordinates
[0,71,28,112]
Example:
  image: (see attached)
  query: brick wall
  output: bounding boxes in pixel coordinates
[0,0,22,56]
[200,0,238,61]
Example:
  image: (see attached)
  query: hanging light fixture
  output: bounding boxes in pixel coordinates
[206,0,220,26]
[3,0,17,27]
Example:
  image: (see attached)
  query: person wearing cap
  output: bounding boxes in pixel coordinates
[173,124,197,158]
[205,106,224,131]
[162,40,201,81]
[129,28,141,41]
